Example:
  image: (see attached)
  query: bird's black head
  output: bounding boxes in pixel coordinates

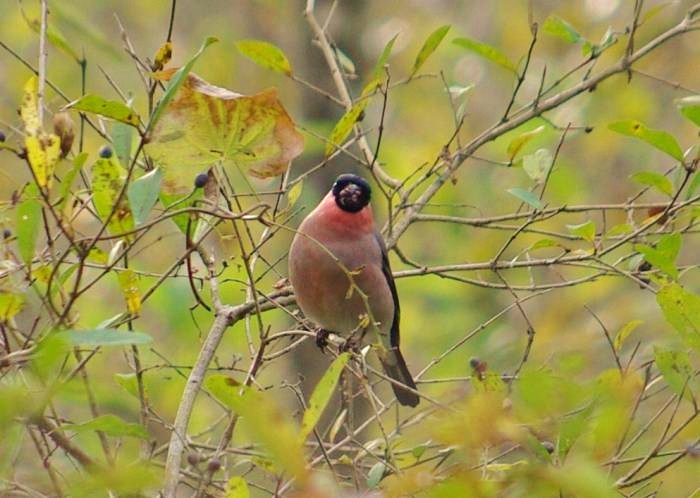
[332,174,372,213]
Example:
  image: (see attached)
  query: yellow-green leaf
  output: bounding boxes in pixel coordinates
[634,233,681,279]
[522,148,553,181]
[225,477,250,498]
[235,39,292,76]
[654,347,695,400]
[543,15,582,44]
[630,171,673,196]
[114,373,142,399]
[372,34,398,78]
[300,353,350,442]
[676,95,700,128]
[20,77,41,135]
[657,283,700,351]
[507,125,545,162]
[26,134,61,189]
[117,269,141,315]
[63,414,149,440]
[145,74,303,192]
[0,291,25,322]
[608,120,684,162]
[205,375,306,480]
[65,95,140,126]
[566,220,596,244]
[21,7,81,62]
[453,37,516,73]
[411,25,450,75]
[287,180,303,208]
[613,320,643,352]
[16,184,42,265]
[325,101,368,156]
[91,157,135,238]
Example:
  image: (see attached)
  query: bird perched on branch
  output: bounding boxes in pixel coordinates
[288,174,419,407]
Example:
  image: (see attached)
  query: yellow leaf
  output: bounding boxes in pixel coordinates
[117,269,141,315]
[144,74,304,193]
[0,291,25,322]
[21,76,41,136]
[154,41,173,71]
[25,134,61,189]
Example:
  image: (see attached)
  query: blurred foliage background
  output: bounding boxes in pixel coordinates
[1,0,700,496]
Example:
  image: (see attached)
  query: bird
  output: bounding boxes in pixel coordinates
[288,173,419,407]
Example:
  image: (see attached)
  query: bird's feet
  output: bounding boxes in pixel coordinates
[315,329,331,350]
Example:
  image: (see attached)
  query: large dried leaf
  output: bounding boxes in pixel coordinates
[145,74,303,194]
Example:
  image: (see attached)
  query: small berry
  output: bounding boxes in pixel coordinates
[207,458,221,473]
[0,131,6,142]
[186,453,201,467]
[99,145,113,159]
[194,173,208,189]
[541,441,555,454]
[2,228,11,239]
[469,357,481,370]
[584,126,594,134]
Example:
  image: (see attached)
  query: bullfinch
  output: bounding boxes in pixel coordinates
[288,174,419,407]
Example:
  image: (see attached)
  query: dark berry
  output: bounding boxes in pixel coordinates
[194,173,208,189]
[541,441,555,454]
[207,458,221,473]
[2,228,11,239]
[99,145,113,159]
[584,127,594,134]
[469,357,481,370]
[187,453,201,466]
[0,131,5,142]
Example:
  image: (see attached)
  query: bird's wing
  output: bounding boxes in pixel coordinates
[374,232,400,348]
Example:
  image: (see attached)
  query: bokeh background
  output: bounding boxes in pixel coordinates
[1,0,700,496]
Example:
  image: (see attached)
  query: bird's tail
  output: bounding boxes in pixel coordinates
[379,347,420,407]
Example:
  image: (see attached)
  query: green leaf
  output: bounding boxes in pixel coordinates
[160,189,204,234]
[225,477,250,498]
[0,291,26,322]
[528,238,560,251]
[634,233,681,279]
[452,37,516,73]
[657,283,700,351]
[235,39,292,76]
[605,223,633,238]
[63,414,149,440]
[367,461,386,488]
[148,36,219,133]
[58,152,87,213]
[16,183,42,266]
[507,188,544,210]
[114,373,142,399]
[411,25,450,75]
[300,353,350,442]
[21,7,81,62]
[613,320,643,352]
[543,15,582,44]
[523,148,553,181]
[205,375,306,479]
[654,347,695,399]
[372,34,399,78]
[112,122,134,166]
[56,329,152,347]
[334,46,356,75]
[676,95,700,128]
[630,171,673,196]
[128,169,162,225]
[608,120,684,162]
[507,125,546,161]
[325,101,368,156]
[566,220,596,243]
[65,95,140,126]
[287,180,303,208]
[91,157,135,238]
